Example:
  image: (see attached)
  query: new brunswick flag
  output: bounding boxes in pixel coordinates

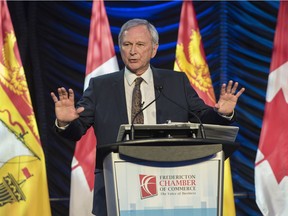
[174,1,236,215]
[0,1,51,215]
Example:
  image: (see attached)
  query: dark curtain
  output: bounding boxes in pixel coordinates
[7,1,279,215]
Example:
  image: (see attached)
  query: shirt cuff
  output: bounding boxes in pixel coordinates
[217,110,234,121]
[55,119,69,130]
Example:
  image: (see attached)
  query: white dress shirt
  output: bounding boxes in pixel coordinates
[124,66,156,124]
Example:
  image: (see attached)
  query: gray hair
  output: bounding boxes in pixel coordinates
[118,19,159,46]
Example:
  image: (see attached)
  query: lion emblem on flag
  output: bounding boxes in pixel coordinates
[175,29,213,94]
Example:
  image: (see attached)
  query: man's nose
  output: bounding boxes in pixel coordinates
[129,44,136,55]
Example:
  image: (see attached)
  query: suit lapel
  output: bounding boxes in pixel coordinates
[112,69,129,124]
[152,67,166,124]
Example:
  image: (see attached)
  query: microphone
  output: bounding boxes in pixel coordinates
[130,85,163,140]
[159,87,206,139]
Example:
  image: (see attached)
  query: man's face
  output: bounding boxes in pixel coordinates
[120,25,158,75]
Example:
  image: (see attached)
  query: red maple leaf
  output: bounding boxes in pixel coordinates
[258,91,288,183]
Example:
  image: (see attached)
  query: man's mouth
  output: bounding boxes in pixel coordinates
[129,59,138,63]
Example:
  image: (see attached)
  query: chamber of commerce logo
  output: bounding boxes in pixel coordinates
[139,174,157,199]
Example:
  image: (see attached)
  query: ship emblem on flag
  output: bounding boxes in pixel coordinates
[0,169,33,206]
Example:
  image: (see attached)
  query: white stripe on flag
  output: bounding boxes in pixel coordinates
[84,56,119,90]
[70,157,94,216]
[255,151,288,215]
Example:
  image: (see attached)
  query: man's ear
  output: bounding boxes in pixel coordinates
[151,44,159,58]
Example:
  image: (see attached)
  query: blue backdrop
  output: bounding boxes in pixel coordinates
[7,1,280,215]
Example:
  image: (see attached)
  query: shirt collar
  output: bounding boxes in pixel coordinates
[124,66,153,86]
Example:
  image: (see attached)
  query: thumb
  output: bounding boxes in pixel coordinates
[76,107,85,114]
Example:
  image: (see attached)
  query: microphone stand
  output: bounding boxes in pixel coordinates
[130,86,163,140]
[130,85,206,140]
[160,91,207,139]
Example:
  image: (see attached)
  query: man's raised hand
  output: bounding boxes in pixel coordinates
[51,87,84,126]
[214,80,245,115]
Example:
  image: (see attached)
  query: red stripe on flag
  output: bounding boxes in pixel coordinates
[269,3,288,72]
[85,0,115,75]
[74,127,96,190]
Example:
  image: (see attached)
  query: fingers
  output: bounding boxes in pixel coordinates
[220,81,233,95]
[226,80,233,93]
[58,87,68,100]
[230,81,238,94]
[76,107,85,114]
[220,83,227,95]
[221,80,244,97]
[235,87,245,98]
[68,88,74,101]
[51,87,74,103]
[50,92,58,103]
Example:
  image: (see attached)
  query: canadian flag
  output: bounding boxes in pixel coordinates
[69,1,118,215]
[255,2,288,216]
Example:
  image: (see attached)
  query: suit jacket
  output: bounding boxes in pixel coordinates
[59,67,234,215]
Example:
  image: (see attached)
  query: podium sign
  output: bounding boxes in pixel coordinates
[103,150,224,216]
[101,123,239,216]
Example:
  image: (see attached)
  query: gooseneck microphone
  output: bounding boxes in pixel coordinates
[159,87,207,139]
[130,85,163,140]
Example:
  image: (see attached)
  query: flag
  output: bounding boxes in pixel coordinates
[174,1,236,215]
[255,2,288,215]
[0,1,51,215]
[69,0,119,215]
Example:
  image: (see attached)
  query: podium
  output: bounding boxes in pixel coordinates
[98,123,239,216]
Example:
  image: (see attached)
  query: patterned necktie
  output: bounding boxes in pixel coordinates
[131,77,144,124]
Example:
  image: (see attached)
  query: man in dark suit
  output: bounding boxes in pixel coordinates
[51,18,244,216]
